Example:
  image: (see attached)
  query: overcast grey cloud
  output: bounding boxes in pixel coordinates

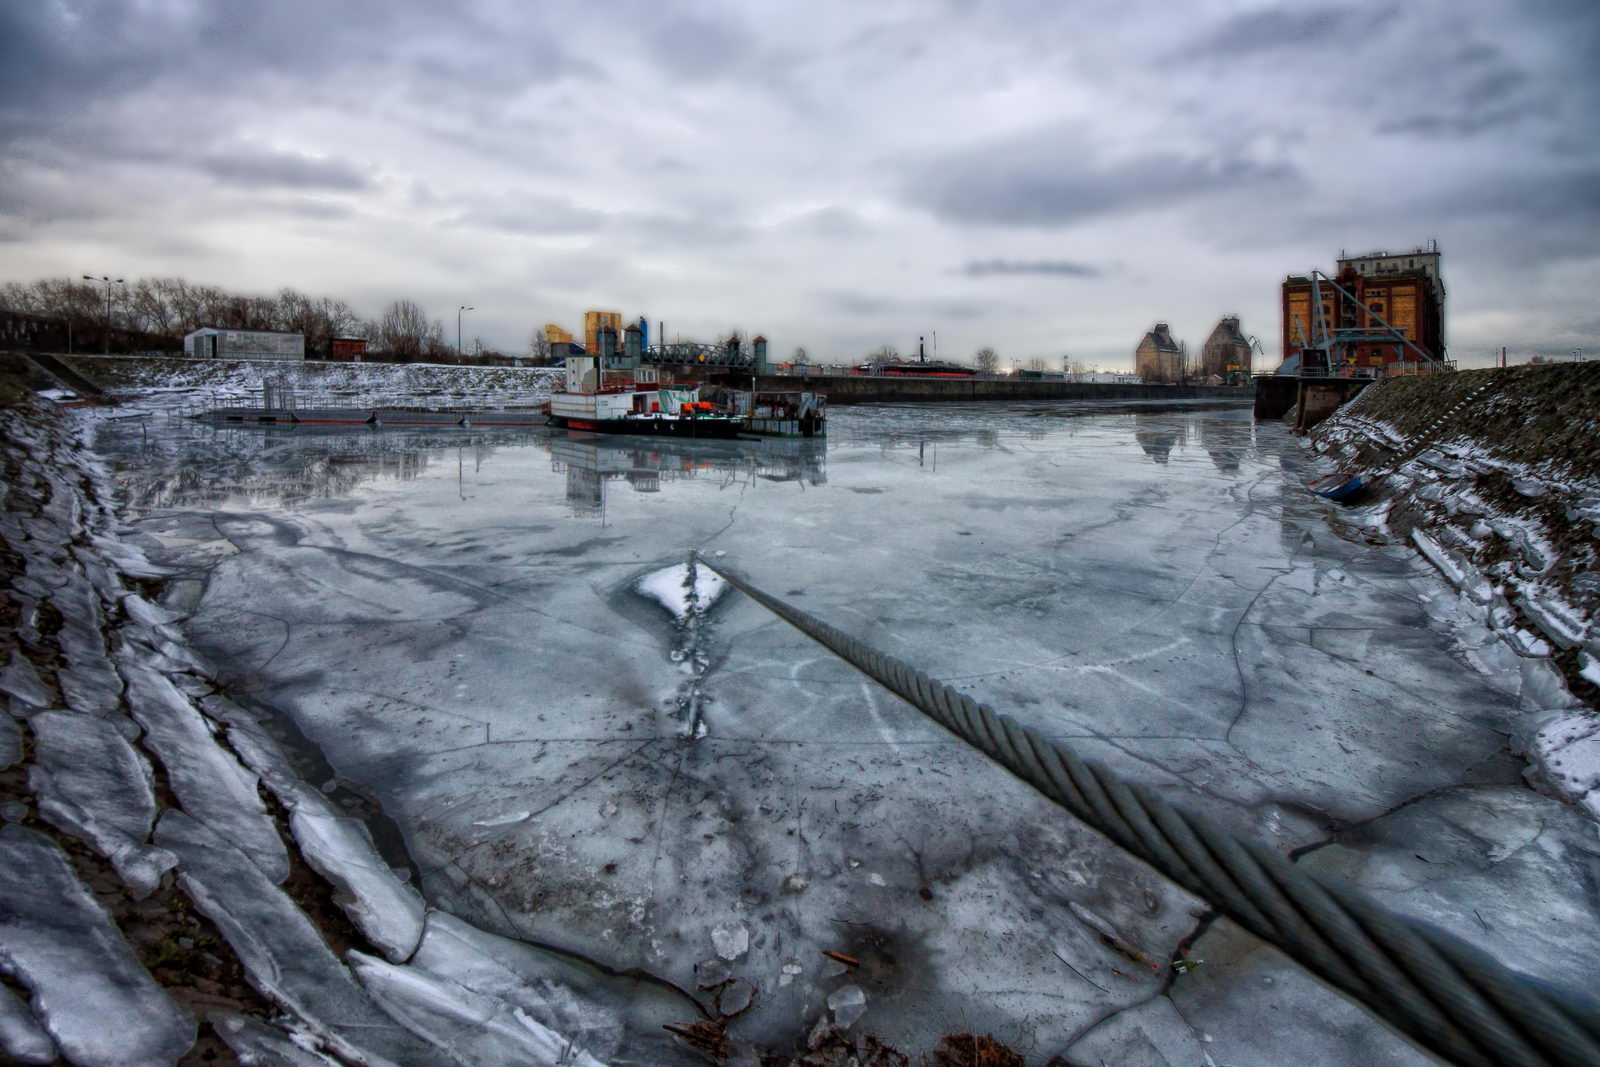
[962,260,1103,278]
[0,0,1595,367]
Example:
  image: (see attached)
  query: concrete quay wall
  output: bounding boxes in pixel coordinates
[725,373,1252,405]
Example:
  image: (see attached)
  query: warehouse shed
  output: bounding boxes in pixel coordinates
[184,327,305,360]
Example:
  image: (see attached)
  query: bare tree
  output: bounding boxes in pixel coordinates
[376,300,438,362]
[790,345,807,364]
[868,344,899,361]
[975,346,999,374]
[528,327,551,364]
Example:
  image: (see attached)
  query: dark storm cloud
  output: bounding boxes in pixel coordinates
[1186,4,1398,55]
[199,148,371,192]
[961,259,1102,278]
[905,127,1299,228]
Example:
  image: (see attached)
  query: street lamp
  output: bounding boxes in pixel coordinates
[83,275,125,354]
[458,306,474,360]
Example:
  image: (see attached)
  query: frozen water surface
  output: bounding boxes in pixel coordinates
[98,403,1599,1060]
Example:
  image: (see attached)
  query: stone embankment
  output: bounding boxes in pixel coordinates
[57,355,560,412]
[1311,362,1600,819]
[0,380,615,1065]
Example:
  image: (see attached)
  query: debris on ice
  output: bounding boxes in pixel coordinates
[711,921,749,961]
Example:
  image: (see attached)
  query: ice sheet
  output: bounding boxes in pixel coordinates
[99,404,1592,1055]
[0,825,195,1066]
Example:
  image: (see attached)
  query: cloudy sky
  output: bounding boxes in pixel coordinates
[2,0,1595,369]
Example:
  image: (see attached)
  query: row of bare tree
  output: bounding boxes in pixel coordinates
[0,277,465,361]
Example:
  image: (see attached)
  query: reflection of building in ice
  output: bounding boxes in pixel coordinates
[545,435,826,517]
[113,423,448,511]
[1132,420,1191,464]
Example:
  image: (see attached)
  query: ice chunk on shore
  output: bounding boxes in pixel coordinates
[154,811,439,1065]
[290,803,426,963]
[27,710,176,897]
[0,826,195,1066]
[0,984,57,1065]
[209,1012,343,1066]
[636,561,727,619]
[350,952,609,1067]
[122,663,288,883]
[0,653,52,709]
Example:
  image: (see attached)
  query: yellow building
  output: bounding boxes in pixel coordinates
[584,310,622,356]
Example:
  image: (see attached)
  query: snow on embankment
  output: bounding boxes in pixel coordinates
[61,355,560,411]
[0,380,614,1064]
[1311,362,1600,820]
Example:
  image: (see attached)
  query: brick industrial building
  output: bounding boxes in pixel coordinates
[1280,241,1446,375]
[1199,316,1254,383]
[1135,322,1185,383]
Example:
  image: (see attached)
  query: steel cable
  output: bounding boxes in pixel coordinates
[696,555,1600,1067]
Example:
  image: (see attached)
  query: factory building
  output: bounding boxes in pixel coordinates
[183,327,305,361]
[1135,323,1185,384]
[1280,241,1446,375]
[1199,316,1254,383]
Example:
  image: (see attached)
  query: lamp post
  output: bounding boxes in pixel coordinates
[458,306,474,360]
[83,275,125,354]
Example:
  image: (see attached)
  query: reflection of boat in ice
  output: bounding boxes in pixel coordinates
[548,357,744,438]
[544,433,826,515]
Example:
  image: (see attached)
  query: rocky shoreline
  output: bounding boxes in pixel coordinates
[1310,361,1600,821]
[0,381,621,1064]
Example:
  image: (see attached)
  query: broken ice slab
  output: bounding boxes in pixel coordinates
[153,811,442,1065]
[349,951,609,1067]
[718,978,755,1017]
[695,957,733,989]
[0,653,53,709]
[0,825,195,1066]
[27,710,177,897]
[122,663,289,883]
[0,983,57,1066]
[407,910,668,1062]
[117,595,185,637]
[204,705,426,961]
[209,1012,342,1066]
[289,802,426,963]
[825,984,867,1029]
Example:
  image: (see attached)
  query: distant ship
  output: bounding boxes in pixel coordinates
[547,355,745,438]
[851,359,977,378]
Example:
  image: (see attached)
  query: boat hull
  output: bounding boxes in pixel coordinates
[549,414,745,439]
[1309,472,1365,501]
